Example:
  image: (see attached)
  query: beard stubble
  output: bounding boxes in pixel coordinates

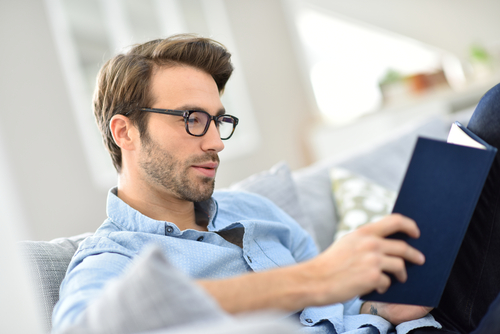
[138,135,219,203]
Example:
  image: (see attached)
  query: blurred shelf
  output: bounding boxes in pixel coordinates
[308,75,500,162]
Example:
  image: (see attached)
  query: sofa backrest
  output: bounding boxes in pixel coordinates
[19,233,92,332]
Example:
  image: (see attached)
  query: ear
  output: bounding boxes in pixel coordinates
[110,115,140,151]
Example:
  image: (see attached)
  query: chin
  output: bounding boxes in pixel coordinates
[177,179,215,202]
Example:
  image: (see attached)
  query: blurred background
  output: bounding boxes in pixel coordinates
[1,0,500,241]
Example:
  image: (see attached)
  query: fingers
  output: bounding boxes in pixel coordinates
[356,214,425,265]
[376,274,392,294]
[356,216,426,289]
[359,214,420,239]
[321,214,425,301]
[372,255,409,294]
[362,236,425,284]
[380,255,407,283]
[379,238,425,266]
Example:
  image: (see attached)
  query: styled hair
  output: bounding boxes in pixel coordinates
[93,34,234,172]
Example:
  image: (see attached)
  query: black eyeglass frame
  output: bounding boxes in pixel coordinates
[130,108,239,140]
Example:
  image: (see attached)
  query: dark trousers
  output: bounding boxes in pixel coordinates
[412,83,500,334]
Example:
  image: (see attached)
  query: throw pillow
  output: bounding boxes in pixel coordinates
[60,246,230,334]
[330,167,396,241]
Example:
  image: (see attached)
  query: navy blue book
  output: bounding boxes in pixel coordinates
[361,122,497,307]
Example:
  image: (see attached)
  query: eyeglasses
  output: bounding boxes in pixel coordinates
[134,108,239,140]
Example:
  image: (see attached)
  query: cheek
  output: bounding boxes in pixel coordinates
[147,114,185,138]
[154,136,195,164]
[145,118,202,160]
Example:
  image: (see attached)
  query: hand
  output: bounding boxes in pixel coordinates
[361,301,433,325]
[302,214,425,306]
[199,214,425,314]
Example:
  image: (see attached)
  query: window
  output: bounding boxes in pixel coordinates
[291,1,450,125]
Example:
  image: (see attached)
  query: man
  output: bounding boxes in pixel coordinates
[51,35,499,334]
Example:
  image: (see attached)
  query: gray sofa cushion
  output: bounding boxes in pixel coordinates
[292,163,338,252]
[19,233,92,332]
[335,110,474,192]
[336,117,452,192]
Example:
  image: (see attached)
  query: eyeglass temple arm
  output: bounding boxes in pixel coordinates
[140,108,186,117]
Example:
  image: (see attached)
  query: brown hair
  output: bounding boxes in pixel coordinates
[93,34,234,172]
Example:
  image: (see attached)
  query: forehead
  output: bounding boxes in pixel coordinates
[150,65,222,111]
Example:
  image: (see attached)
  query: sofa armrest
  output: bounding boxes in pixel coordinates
[19,233,92,332]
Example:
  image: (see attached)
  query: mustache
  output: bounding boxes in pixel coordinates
[188,152,220,165]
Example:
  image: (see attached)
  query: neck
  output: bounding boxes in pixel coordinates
[116,172,208,231]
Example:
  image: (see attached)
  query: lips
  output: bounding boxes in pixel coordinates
[191,162,219,178]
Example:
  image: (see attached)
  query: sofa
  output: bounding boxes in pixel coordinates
[19,110,471,333]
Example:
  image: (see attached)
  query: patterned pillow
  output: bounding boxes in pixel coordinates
[330,167,397,241]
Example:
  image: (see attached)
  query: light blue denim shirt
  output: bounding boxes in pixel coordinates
[52,188,440,333]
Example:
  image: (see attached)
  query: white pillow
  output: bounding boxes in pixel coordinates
[330,167,396,241]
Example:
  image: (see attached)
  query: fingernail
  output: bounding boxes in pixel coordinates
[419,253,425,264]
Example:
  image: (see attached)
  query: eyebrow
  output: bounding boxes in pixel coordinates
[177,105,226,116]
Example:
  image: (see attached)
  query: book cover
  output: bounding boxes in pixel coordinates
[361,122,497,307]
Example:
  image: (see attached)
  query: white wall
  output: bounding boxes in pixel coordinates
[301,0,500,60]
[0,0,108,240]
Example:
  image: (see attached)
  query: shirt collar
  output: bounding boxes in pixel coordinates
[106,187,218,235]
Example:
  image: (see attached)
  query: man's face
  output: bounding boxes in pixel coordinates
[137,65,225,202]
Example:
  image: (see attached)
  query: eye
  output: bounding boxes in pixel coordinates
[187,113,203,124]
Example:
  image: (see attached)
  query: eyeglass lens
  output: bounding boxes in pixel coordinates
[187,111,235,139]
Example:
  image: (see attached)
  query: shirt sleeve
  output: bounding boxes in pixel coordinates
[343,297,364,315]
[51,237,134,332]
[281,209,319,263]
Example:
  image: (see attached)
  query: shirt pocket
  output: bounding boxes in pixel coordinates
[254,237,298,268]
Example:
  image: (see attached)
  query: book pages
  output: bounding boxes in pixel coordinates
[447,123,486,150]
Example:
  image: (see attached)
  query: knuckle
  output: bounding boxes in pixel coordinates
[389,213,412,229]
[366,268,382,283]
[359,237,380,251]
[395,242,414,260]
[391,213,404,220]
[364,252,382,267]
[381,275,391,289]
[376,275,391,293]
[355,224,370,235]
[394,257,406,271]
[402,243,414,258]
[394,240,407,252]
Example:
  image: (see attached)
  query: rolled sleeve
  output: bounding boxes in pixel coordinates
[343,298,364,315]
[344,313,393,333]
[300,304,345,333]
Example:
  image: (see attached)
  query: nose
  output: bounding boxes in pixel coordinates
[201,120,225,153]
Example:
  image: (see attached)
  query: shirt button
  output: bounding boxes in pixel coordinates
[246,255,252,263]
[197,236,204,242]
[305,319,313,324]
[165,226,174,233]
